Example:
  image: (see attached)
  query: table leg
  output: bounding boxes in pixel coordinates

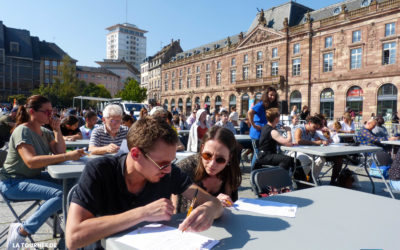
[362,153,375,194]
[311,155,318,186]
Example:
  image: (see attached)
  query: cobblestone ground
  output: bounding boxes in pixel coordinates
[0,161,396,249]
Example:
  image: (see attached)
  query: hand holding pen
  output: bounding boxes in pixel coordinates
[216,193,233,207]
[182,188,198,232]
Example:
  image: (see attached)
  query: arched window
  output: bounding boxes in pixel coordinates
[215,96,222,112]
[290,90,302,113]
[178,98,183,113]
[255,92,262,100]
[163,99,168,111]
[320,88,334,119]
[229,94,236,112]
[171,99,175,111]
[346,86,363,120]
[377,83,397,118]
[186,98,192,116]
[205,96,211,107]
[241,94,249,116]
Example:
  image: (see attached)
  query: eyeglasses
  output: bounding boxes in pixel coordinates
[37,109,52,116]
[144,152,177,170]
[201,152,228,164]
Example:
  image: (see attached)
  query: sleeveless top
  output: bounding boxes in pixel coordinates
[259,124,277,154]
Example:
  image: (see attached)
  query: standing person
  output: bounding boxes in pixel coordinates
[173,126,241,212]
[290,105,298,117]
[65,117,223,249]
[122,114,135,128]
[229,106,239,126]
[79,111,99,140]
[299,105,310,121]
[215,110,236,135]
[0,95,85,249]
[187,109,209,152]
[60,116,82,141]
[186,109,197,129]
[247,87,278,171]
[0,106,17,147]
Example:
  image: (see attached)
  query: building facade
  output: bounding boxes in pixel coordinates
[161,0,400,121]
[106,23,147,70]
[76,66,121,96]
[0,21,70,101]
[96,59,140,85]
[140,59,150,90]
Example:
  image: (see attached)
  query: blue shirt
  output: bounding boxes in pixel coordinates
[249,102,267,139]
[356,126,386,146]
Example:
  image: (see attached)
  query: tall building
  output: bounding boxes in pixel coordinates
[161,0,400,121]
[106,23,147,70]
[0,21,71,102]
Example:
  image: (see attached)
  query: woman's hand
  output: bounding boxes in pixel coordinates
[50,116,61,131]
[66,149,86,161]
[216,193,233,207]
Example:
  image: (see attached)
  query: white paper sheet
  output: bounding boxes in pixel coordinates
[234,198,297,218]
[116,223,219,250]
[116,139,129,156]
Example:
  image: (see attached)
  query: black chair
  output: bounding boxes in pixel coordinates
[250,167,293,197]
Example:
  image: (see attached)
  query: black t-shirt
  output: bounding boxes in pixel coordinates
[72,154,192,217]
[60,125,80,136]
[259,124,277,154]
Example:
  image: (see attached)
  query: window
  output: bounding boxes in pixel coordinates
[242,66,249,80]
[231,58,236,66]
[187,68,191,74]
[45,60,50,66]
[385,23,396,37]
[351,48,362,69]
[172,71,175,78]
[352,30,361,43]
[383,42,396,65]
[272,48,278,58]
[256,65,263,78]
[292,59,301,76]
[320,88,335,120]
[178,79,182,89]
[10,42,19,53]
[333,7,341,15]
[217,61,221,69]
[165,73,168,79]
[293,43,300,54]
[187,77,191,88]
[216,72,221,85]
[230,70,236,83]
[45,69,50,74]
[257,51,263,60]
[325,36,332,48]
[196,66,200,73]
[206,64,210,71]
[206,74,211,86]
[53,70,58,75]
[346,86,363,119]
[179,69,182,76]
[323,53,333,72]
[171,79,175,90]
[164,81,168,91]
[243,54,248,63]
[361,0,371,7]
[271,62,278,76]
[196,76,200,88]
[290,91,302,112]
[52,61,58,67]
[378,83,398,117]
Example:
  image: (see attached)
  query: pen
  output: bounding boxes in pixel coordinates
[182,188,198,232]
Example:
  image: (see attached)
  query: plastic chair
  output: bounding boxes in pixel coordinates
[372,151,396,199]
[65,184,78,214]
[250,167,293,197]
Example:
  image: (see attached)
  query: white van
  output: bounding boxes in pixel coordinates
[120,102,147,118]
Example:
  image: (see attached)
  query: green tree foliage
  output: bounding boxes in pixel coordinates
[116,78,147,102]
[7,94,27,105]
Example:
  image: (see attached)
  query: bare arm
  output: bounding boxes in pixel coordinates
[17,144,85,169]
[48,116,66,154]
[271,129,293,146]
[294,128,325,146]
[88,143,119,155]
[66,198,174,250]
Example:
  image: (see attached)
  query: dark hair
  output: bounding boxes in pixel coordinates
[84,111,97,119]
[122,114,134,123]
[194,126,242,196]
[127,116,178,152]
[261,86,279,109]
[220,110,229,116]
[61,115,79,126]
[376,116,385,126]
[13,95,50,132]
[172,114,180,125]
[306,115,322,126]
[314,113,327,126]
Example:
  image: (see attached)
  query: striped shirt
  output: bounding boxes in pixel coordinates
[89,124,129,147]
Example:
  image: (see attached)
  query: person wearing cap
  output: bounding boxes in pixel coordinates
[0,106,18,147]
[88,105,129,155]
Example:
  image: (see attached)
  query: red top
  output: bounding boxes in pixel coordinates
[197,126,208,140]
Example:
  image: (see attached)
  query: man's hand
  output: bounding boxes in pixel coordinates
[178,204,215,232]
[105,143,120,153]
[142,198,174,222]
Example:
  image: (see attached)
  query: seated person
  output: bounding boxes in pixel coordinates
[122,114,135,128]
[60,115,82,141]
[65,117,223,249]
[329,121,342,144]
[254,108,307,182]
[174,126,241,212]
[239,117,250,135]
[289,114,299,131]
[88,105,129,155]
[356,117,398,147]
[389,149,400,191]
[372,116,389,139]
[79,111,99,140]
[340,112,355,133]
[151,108,185,151]
[215,110,236,135]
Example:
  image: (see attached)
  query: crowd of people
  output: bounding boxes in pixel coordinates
[1,91,400,249]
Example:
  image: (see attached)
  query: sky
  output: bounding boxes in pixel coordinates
[0,0,343,67]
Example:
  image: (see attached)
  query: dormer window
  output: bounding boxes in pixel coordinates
[361,0,371,7]
[10,42,19,53]
[333,7,341,15]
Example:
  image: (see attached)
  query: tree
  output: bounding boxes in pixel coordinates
[7,94,27,105]
[116,78,147,102]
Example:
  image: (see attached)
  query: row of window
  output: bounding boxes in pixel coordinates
[44,60,61,67]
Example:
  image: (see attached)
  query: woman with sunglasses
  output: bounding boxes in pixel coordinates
[174,126,242,212]
[0,95,85,249]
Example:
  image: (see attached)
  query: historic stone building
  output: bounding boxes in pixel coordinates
[161,0,400,121]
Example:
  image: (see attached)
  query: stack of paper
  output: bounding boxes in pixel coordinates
[234,198,297,218]
[116,223,219,250]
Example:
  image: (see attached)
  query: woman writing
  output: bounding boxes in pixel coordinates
[0,95,85,249]
[174,126,242,211]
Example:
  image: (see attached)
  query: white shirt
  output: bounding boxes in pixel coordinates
[340,121,355,132]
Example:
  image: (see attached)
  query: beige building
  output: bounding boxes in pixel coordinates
[76,66,121,96]
[161,0,400,121]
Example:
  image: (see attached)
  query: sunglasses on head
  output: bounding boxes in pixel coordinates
[201,152,228,164]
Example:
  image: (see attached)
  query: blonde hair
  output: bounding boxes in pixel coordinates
[333,121,342,131]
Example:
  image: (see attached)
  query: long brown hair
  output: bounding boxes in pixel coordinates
[12,95,50,132]
[261,86,279,109]
[194,126,242,194]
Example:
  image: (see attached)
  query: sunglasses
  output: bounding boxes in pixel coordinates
[37,109,52,116]
[201,152,228,164]
[144,152,177,170]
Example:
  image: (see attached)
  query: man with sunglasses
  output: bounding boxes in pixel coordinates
[66,116,223,249]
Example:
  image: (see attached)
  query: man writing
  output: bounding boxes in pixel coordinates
[88,104,128,155]
[66,117,223,249]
